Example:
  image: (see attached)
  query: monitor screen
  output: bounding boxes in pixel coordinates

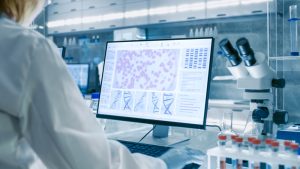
[97,38,214,129]
[67,64,89,93]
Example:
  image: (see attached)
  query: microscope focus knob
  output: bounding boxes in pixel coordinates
[272,79,286,88]
[273,110,289,125]
[252,107,269,123]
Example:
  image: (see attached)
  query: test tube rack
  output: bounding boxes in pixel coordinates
[207,146,300,169]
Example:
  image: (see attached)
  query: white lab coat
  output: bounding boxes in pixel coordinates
[0,16,167,169]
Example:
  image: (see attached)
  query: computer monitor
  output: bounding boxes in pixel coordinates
[58,46,66,58]
[67,64,89,93]
[97,38,214,129]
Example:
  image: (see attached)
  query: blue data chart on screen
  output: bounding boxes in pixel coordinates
[98,39,213,126]
[67,64,89,93]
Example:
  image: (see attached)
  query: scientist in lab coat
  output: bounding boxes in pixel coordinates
[0,0,202,169]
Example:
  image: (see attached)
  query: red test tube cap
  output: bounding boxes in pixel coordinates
[290,143,299,150]
[218,135,227,140]
[265,138,273,145]
[284,141,292,147]
[235,137,243,143]
[231,135,238,140]
[252,139,261,145]
[271,141,279,147]
[248,137,256,143]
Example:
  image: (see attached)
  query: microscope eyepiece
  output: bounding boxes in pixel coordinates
[219,38,242,66]
[236,37,257,67]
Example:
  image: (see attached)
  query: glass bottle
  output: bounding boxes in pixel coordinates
[289,5,299,56]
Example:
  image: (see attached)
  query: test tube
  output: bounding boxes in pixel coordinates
[284,140,292,153]
[263,138,273,169]
[218,135,227,169]
[290,143,299,169]
[266,141,279,169]
[247,137,256,150]
[289,5,299,56]
[265,138,274,152]
[290,143,299,155]
[271,141,279,154]
[250,139,261,169]
[232,137,243,169]
[231,135,238,144]
[231,136,237,169]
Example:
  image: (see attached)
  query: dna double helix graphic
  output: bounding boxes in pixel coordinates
[111,90,122,109]
[163,93,174,115]
[151,93,160,113]
[123,91,133,111]
[134,92,146,112]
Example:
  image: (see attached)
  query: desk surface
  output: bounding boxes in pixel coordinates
[104,119,219,168]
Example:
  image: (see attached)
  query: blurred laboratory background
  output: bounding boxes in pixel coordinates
[31,0,300,136]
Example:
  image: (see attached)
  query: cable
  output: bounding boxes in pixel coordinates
[138,125,157,143]
[206,125,222,132]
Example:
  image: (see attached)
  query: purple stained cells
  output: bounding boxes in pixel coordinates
[113,49,179,90]
[145,75,150,81]
[167,61,173,68]
[128,78,134,88]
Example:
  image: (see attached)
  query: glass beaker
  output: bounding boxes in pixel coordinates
[221,111,237,135]
[243,110,260,137]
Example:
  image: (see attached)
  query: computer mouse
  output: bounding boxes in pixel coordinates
[182,163,201,169]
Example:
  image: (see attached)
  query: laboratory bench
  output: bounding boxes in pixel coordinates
[104,119,219,168]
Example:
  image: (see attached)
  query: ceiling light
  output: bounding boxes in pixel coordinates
[241,0,271,5]
[177,2,205,12]
[64,17,82,26]
[47,20,65,28]
[149,6,177,15]
[207,0,239,9]
[102,13,124,21]
[82,15,101,24]
[124,9,148,18]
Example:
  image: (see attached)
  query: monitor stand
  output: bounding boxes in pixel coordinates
[153,125,170,138]
[141,125,190,146]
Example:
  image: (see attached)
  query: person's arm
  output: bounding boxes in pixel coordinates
[19,38,166,169]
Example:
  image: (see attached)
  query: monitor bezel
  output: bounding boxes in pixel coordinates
[66,63,90,93]
[58,46,66,59]
[96,37,214,129]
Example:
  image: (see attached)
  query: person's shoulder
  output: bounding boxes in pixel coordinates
[1,17,50,47]
[17,27,49,47]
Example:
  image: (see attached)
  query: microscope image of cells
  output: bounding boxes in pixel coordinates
[147,92,161,113]
[134,92,147,112]
[110,90,122,110]
[122,91,133,111]
[113,49,180,91]
[161,93,175,115]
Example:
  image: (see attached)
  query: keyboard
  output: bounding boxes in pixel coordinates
[118,140,172,157]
